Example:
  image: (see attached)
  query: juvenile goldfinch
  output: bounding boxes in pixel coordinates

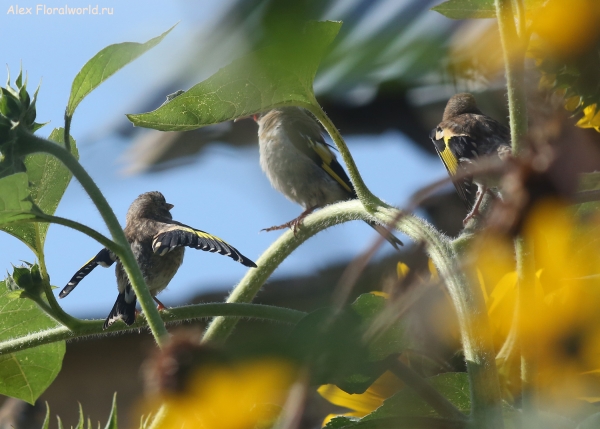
[254,107,403,249]
[60,191,257,329]
[430,93,511,222]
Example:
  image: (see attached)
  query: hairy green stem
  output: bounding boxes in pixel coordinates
[495,0,527,156]
[15,131,169,347]
[362,201,503,425]
[516,236,536,415]
[22,214,117,251]
[304,100,383,213]
[33,223,77,329]
[202,200,377,343]
[0,303,305,355]
[496,0,534,421]
[202,199,503,427]
[11,215,120,328]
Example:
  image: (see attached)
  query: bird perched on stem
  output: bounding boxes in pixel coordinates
[252,106,403,249]
[430,93,511,223]
[60,191,257,329]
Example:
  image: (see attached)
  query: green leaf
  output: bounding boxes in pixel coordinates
[0,173,35,225]
[127,20,341,131]
[324,416,359,428]
[431,0,495,19]
[103,392,118,429]
[363,373,470,419]
[351,293,409,361]
[0,279,65,404]
[1,128,78,255]
[289,307,385,394]
[66,25,176,117]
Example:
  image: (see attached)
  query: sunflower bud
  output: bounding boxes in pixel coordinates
[5,262,44,298]
[0,67,44,145]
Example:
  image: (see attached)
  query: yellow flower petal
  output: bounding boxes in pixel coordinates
[155,359,296,429]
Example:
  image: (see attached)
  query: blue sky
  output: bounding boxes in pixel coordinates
[0,0,449,319]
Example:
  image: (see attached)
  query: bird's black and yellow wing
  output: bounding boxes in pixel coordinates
[59,248,117,298]
[429,127,477,209]
[284,117,357,198]
[152,224,257,268]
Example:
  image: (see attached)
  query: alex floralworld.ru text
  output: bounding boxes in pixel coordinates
[7,5,113,15]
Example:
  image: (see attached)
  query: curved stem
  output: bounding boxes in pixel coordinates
[15,131,169,347]
[366,202,503,425]
[202,200,373,343]
[10,215,120,329]
[0,303,305,355]
[304,100,383,212]
[21,214,117,250]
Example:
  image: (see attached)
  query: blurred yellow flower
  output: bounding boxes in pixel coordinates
[318,370,403,425]
[153,359,296,429]
[472,199,600,405]
[530,0,600,57]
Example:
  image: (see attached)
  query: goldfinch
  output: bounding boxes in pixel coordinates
[254,107,403,249]
[60,191,257,329]
[429,93,511,222]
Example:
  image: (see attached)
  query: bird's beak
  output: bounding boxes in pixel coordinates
[166,203,174,210]
[234,114,259,123]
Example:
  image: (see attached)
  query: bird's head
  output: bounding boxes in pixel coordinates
[127,191,174,224]
[443,93,482,121]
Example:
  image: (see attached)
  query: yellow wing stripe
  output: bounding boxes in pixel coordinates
[441,136,459,176]
[186,227,229,245]
[309,140,353,193]
[312,140,334,164]
[322,163,353,193]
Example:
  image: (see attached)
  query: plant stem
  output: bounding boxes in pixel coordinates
[16,131,169,347]
[202,200,503,428]
[495,0,527,156]
[0,303,305,355]
[496,0,535,421]
[22,214,117,250]
[304,100,383,213]
[12,215,119,328]
[516,236,537,413]
[202,199,374,343]
[63,111,72,153]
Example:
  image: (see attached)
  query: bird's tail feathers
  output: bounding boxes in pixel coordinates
[103,293,137,329]
[365,221,404,250]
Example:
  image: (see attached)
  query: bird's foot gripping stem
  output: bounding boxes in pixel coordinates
[262,207,316,236]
